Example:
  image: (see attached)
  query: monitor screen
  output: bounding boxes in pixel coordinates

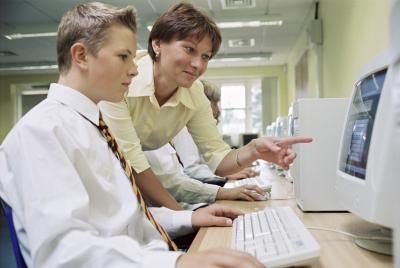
[339,68,387,180]
[241,133,259,146]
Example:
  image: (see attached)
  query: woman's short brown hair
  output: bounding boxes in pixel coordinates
[148,2,221,61]
[57,2,137,73]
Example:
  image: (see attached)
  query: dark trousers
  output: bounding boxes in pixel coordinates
[173,230,199,251]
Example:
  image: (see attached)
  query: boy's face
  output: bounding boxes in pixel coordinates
[87,24,137,103]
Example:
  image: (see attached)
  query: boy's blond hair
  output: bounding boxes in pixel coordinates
[57,2,137,73]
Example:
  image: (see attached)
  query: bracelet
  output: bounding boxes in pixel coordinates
[236,149,243,167]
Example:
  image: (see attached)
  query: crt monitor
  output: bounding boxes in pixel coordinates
[265,122,276,137]
[287,104,295,137]
[391,0,400,264]
[274,116,289,137]
[336,51,400,255]
[240,133,259,146]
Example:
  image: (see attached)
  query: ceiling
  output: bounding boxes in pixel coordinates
[0,0,316,74]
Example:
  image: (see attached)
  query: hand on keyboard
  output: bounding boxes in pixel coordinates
[226,167,260,180]
[192,204,243,228]
[217,184,268,201]
[176,248,264,268]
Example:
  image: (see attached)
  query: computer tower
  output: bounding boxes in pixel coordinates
[291,98,348,211]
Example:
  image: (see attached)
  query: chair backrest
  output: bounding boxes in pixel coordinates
[0,199,28,268]
[0,146,28,267]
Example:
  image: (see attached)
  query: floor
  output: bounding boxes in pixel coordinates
[0,212,17,268]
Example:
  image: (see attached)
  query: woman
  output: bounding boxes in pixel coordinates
[99,2,311,209]
[142,80,268,211]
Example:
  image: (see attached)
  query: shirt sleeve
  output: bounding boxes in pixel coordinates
[144,145,219,204]
[172,127,202,168]
[3,122,181,268]
[186,87,232,173]
[150,207,193,239]
[98,99,150,173]
[172,128,225,182]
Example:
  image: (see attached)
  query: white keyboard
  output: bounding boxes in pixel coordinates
[224,177,273,192]
[232,206,320,267]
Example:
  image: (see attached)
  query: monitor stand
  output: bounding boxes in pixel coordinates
[354,227,392,255]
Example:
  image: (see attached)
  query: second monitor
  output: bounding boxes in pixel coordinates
[239,133,259,146]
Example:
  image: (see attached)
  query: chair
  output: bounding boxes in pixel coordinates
[0,198,28,268]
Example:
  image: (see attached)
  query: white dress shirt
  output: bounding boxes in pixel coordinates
[172,127,226,184]
[0,83,192,268]
[144,144,219,205]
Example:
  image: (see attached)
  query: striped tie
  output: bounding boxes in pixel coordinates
[97,112,178,251]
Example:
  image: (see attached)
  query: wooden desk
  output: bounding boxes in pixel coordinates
[188,170,393,267]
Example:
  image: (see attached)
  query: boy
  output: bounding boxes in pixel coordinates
[0,2,262,267]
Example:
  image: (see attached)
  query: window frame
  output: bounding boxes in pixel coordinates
[207,78,262,134]
[11,83,48,123]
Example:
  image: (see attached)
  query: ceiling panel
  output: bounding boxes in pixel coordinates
[0,0,316,73]
[0,1,54,26]
[27,0,84,22]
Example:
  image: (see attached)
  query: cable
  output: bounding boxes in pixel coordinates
[306,226,392,242]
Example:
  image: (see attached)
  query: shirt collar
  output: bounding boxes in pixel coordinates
[127,50,154,98]
[47,83,100,126]
[127,51,196,110]
[164,86,195,110]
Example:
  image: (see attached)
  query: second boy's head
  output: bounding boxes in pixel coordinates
[57,2,138,103]
[201,80,221,123]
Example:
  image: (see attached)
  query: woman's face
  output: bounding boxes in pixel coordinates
[153,35,213,89]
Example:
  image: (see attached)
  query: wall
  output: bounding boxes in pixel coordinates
[261,77,279,126]
[321,0,390,97]
[287,0,391,103]
[287,15,321,104]
[0,74,58,141]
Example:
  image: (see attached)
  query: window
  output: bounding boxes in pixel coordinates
[217,79,262,135]
[220,84,246,133]
[11,84,48,123]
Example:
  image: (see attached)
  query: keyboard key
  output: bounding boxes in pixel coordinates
[252,213,263,237]
[236,241,245,251]
[244,214,253,240]
[258,211,270,235]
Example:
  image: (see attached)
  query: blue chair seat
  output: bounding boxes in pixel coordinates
[0,199,28,268]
